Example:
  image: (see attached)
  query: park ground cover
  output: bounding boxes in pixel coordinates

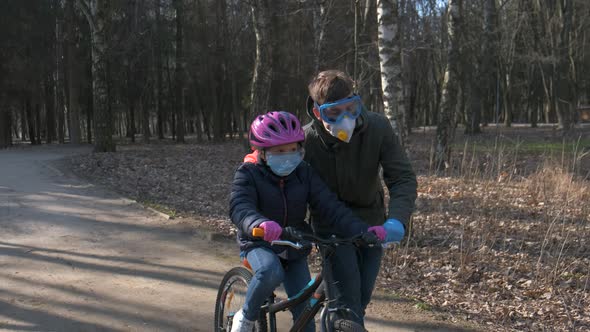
[67,125,590,331]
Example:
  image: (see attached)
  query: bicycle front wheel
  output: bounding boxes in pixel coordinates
[333,319,367,332]
[214,266,268,332]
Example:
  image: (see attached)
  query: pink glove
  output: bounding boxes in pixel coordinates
[368,226,386,242]
[259,221,282,242]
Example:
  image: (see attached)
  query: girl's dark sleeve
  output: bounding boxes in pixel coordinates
[229,165,268,236]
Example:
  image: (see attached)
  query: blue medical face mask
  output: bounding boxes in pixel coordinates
[265,151,303,177]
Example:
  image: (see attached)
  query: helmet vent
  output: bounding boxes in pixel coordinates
[279,117,288,130]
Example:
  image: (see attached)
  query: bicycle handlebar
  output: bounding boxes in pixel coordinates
[252,227,307,249]
[251,227,380,249]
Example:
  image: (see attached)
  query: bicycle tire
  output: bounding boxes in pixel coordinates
[333,319,367,332]
[214,266,268,332]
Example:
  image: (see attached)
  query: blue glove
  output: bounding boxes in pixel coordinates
[383,218,405,243]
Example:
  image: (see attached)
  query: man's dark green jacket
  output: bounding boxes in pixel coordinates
[303,99,417,232]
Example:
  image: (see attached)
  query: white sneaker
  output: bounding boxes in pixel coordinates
[231,309,255,332]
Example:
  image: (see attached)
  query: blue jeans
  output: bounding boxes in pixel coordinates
[329,244,383,326]
[242,247,315,332]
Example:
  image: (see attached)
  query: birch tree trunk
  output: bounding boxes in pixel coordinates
[377,0,408,147]
[249,0,273,119]
[311,0,329,72]
[435,0,462,172]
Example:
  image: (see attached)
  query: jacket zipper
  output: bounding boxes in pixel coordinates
[279,179,288,226]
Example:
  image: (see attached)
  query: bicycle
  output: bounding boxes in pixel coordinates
[214,227,377,332]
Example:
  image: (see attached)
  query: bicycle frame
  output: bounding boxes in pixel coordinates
[257,240,352,332]
[258,271,325,331]
[217,228,373,332]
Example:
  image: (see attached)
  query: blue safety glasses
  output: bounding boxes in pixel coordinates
[314,95,363,125]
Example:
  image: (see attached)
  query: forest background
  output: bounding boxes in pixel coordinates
[1,0,589,330]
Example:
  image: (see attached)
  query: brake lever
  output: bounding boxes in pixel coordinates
[270,240,303,250]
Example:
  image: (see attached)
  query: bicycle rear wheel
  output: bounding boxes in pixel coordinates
[214,266,268,332]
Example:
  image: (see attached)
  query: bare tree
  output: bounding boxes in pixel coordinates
[43,4,58,144]
[377,0,407,147]
[435,0,462,172]
[155,0,165,139]
[55,1,66,144]
[249,0,273,119]
[311,0,331,72]
[66,0,81,144]
[0,101,11,148]
[3,0,589,147]
[174,0,185,143]
[555,0,575,132]
[77,0,115,152]
[467,0,499,134]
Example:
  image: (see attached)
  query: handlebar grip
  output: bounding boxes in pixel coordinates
[252,227,264,238]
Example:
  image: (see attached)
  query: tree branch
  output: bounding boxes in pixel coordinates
[498,0,514,11]
[75,0,96,32]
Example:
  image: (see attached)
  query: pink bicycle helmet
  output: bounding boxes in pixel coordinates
[249,111,305,148]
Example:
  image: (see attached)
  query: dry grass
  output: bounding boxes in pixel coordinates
[381,128,590,331]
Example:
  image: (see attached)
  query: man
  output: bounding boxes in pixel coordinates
[303,69,417,326]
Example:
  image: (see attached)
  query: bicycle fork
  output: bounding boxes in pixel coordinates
[317,245,360,332]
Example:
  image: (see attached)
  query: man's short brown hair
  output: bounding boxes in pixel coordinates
[308,70,354,105]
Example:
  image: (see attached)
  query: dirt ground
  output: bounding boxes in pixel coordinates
[0,145,484,331]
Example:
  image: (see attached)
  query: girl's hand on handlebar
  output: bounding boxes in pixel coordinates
[258,221,282,242]
[252,226,311,250]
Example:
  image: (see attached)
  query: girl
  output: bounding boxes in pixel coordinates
[229,111,385,332]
